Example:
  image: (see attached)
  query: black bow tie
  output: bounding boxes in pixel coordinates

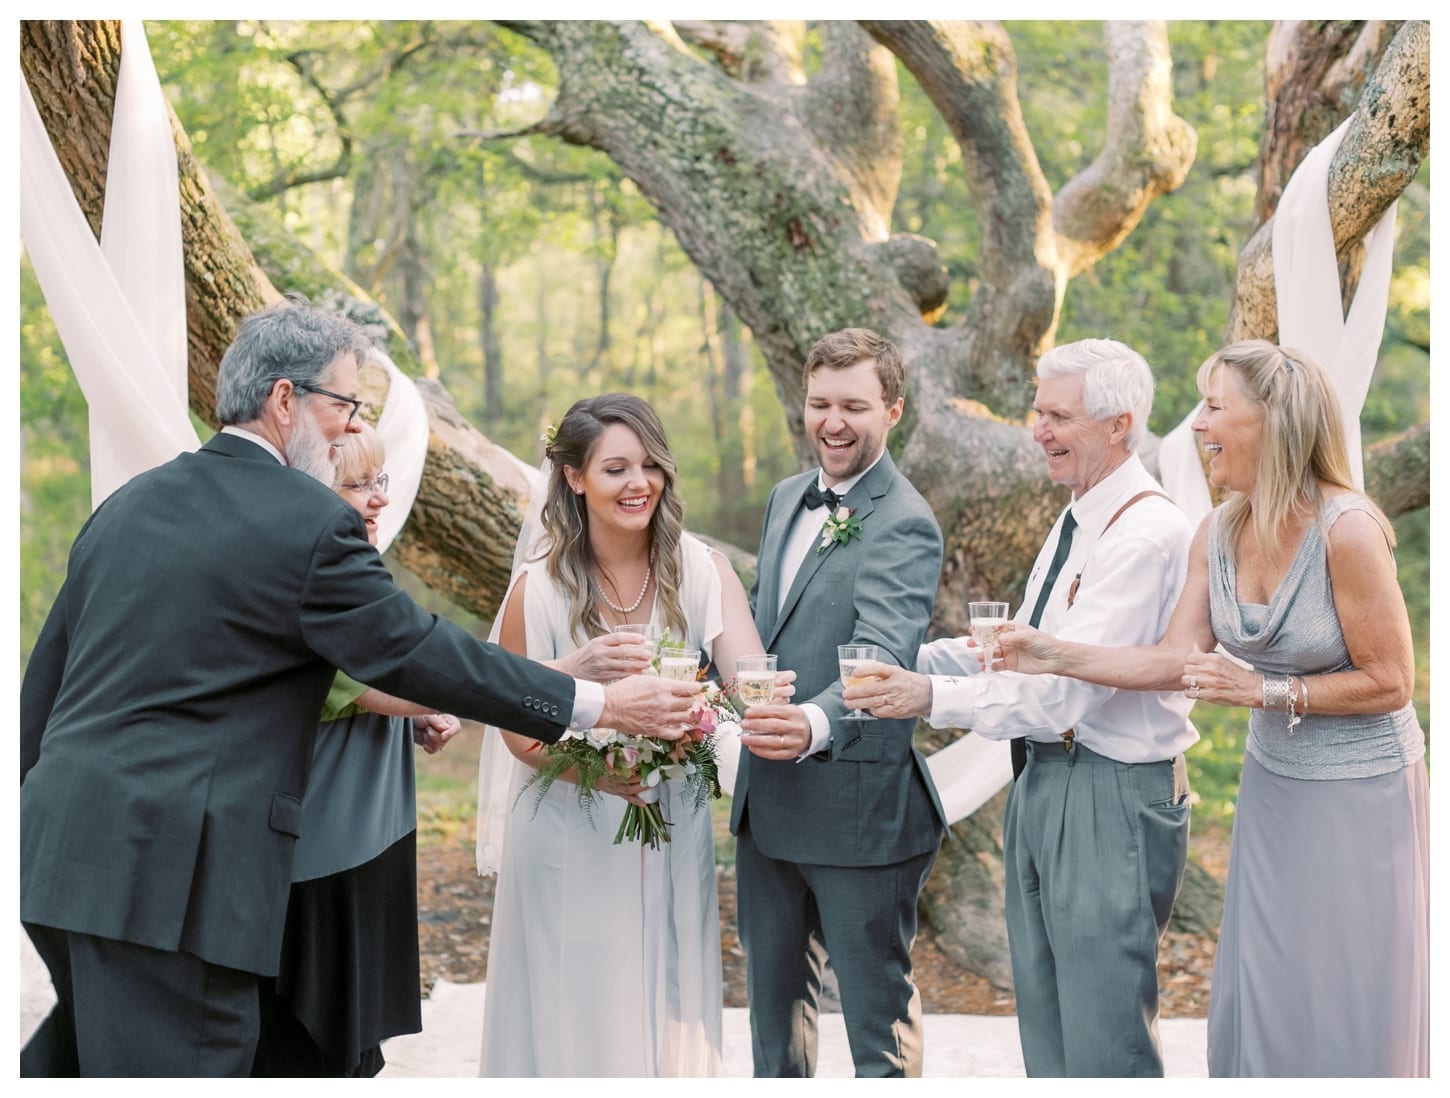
[803,482,842,511]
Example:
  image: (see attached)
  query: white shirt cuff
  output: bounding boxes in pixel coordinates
[568,679,605,730]
[800,702,831,759]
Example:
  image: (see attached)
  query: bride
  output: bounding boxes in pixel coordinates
[477,393,773,1076]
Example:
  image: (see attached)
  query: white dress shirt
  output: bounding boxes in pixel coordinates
[922,453,1197,764]
[777,457,881,757]
[221,426,607,729]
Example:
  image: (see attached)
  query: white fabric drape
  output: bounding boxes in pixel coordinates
[20,22,196,509]
[19,20,429,551]
[1159,115,1395,524]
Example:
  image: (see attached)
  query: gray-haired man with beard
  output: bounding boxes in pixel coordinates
[844,339,1196,1076]
[20,299,701,1076]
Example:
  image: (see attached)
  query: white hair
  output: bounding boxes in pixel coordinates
[1035,338,1154,451]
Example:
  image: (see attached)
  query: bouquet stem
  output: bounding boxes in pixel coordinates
[615,802,670,849]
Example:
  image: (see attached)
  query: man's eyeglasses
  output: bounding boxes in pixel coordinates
[340,473,390,495]
[292,381,362,424]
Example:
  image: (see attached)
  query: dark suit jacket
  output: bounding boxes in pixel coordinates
[20,432,574,976]
[729,452,946,867]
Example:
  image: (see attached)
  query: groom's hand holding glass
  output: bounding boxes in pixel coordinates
[737,660,807,760]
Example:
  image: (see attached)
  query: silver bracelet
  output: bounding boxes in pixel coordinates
[1261,674,1298,734]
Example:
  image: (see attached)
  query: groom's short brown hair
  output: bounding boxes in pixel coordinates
[803,327,905,406]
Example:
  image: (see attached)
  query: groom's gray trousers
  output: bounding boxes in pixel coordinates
[735,825,936,1078]
[1004,740,1190,1077]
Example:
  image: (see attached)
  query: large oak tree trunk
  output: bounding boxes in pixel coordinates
[21,18,1429,983]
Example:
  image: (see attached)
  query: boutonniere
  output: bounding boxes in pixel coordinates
[817,505,863,553]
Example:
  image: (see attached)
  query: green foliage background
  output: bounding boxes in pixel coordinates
[19,21,1430,824]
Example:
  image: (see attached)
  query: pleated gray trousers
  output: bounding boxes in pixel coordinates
[1003,740,1190,1077]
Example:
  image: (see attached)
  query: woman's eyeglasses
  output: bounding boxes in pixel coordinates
[340,473,390,494]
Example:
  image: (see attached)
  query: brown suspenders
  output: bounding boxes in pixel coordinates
[1065,491,1173,608]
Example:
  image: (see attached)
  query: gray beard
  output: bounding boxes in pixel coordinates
[284,407,337,486]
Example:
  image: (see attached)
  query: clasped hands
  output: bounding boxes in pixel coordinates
[412,712,461,755]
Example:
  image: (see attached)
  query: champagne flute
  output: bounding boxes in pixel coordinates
[837,644,878,721]
[658,646,702,682]
[735,655,778,707]
[969,601,1010,674]
[605,623,661,680]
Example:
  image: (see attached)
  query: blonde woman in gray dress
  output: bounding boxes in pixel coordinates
[1001,341,1427,1077]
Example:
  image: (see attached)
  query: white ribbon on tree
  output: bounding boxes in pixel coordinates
[19,20,429,553]
[1159,115,1395,522]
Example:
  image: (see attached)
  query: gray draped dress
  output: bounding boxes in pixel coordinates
[1205,494,1428,1077]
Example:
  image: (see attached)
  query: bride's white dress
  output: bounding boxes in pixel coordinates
[478,534,725,1077]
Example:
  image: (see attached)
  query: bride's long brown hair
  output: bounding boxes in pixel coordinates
[538,394,687,644]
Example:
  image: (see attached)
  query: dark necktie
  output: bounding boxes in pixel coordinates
[1011,509,1077,780]
[803,482,841,512]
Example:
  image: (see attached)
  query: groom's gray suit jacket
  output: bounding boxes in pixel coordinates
[729,451,946,865]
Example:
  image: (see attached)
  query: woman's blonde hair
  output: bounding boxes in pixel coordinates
[331,421,385,488]
[537,394,686,643]
[1196,340,1390,550]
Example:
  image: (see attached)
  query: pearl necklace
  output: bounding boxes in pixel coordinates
[593,550,655,614]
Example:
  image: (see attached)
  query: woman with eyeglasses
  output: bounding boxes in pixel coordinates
[252,422,460,1077]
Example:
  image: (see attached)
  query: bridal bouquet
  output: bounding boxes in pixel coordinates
[515,657,742,849]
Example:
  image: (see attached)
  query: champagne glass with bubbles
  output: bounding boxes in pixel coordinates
[838,644,878,721]
[969,601,1010,674]
[659,646,702,682]
[736,655,778,707]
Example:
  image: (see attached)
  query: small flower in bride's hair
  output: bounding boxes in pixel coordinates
[539,423,558,446]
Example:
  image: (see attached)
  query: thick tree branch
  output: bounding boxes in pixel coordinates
[1364,423,1429,519]
[1227,20,1429,341]
[863,20,1053,285]
[1052,22,1197,278]
[1256,20,1402,225]
[672,20,805,85]
[799,22,902,236]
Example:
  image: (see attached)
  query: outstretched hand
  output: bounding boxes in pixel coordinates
[551,632,654,683]
[995,623,1059,675]
[840,660,932,720]
[599,674,702,740]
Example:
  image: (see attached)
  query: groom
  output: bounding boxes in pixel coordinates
[732,327,946,1077]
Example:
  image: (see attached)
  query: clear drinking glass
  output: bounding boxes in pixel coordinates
[658,646,702,682]
[610,622,662,644]
[968,601,1010,674]
[837,644,879,721]
[735,655,778,707]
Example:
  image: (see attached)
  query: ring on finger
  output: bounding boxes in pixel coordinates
[1187,684,1200,699]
